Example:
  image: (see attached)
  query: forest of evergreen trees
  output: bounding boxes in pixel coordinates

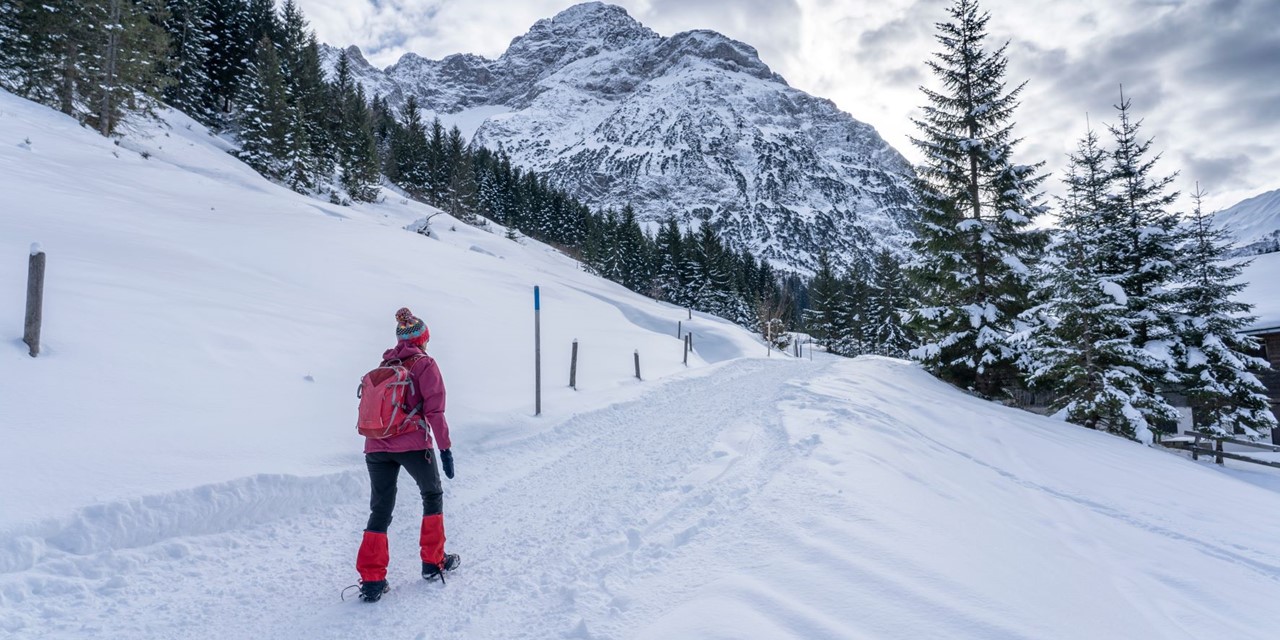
[905,0,1275,441]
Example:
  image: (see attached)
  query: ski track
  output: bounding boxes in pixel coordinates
[0,358,826,639]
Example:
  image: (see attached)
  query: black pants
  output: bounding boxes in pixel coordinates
[365,449,442,533]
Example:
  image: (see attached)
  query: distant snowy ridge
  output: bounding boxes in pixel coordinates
[322,2,918,273]
[1215,188,1280,257]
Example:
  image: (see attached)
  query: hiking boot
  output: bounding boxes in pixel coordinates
[422,554,460,582]
[358,579,389,602]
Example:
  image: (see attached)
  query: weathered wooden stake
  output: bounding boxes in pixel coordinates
[534,286,542,416]
[677,320,682,339]
[687,308,692,320]
[1216,438,1224,465]
[683,333,689,366]
[24,246,45,358]
[634,350,642,381]
[688,332,693,351]
[569,339,578,390]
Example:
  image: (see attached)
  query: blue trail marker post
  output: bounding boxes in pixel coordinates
[534,286,542,416]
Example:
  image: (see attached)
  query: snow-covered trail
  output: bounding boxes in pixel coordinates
[7,356,1280,640]
[1,357,820,639]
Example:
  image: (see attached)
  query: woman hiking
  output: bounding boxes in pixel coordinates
[352,308,459,603]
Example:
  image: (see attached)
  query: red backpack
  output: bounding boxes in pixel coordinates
[356,356,425,439]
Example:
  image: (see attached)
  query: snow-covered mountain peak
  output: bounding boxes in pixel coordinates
[657,29,783,83]
[517,2,658,49]
[1215,187,1280,257]
[321,3,917,272]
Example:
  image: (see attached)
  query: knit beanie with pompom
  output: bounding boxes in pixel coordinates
[395,307,429,343]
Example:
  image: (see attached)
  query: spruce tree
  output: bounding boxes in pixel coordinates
[652,217,686,304]
[236,38,289,179]
[162,0,212,120]
[867,250,915,357]
[445,125,478,222]
[805,250,843,349]
[1177,187,1277,438]
[338,84,381,202]
[831,262,870,357]
[202,0,249,120]
[81,0,171,135]
[0,1,23,89]
[390,96,430,195]
[907,0,1047,396]
[1019,126,1173,442]
[1106,90,1184,375]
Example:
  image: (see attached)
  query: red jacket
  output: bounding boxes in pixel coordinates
[363,341,452,453]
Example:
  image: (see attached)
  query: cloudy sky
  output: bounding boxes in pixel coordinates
[294,0,1279,212]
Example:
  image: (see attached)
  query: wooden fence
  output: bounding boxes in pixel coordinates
[1161,433,1280,469]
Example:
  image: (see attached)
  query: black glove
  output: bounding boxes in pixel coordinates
[440,449,455,479]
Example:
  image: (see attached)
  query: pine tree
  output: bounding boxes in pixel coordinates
[0,0,80,106]
[652,217,685,303]
[389,96,430,195]
[1177,187,1277,438]
[202,0,248,120]
[338,84,381,202]
[907,0,1048,396]
[236,38,289,179]
[1106,90,1184,380]
[867,250,915,357]
[444,125,478,222]
[831,262,870,356]
[162,0,212,120]
[426,118,448,206]
[243,0,277,47]
[0,1,23,89]
[1019,126,1173,442]
[81,0,172,135]
[614,205,652,292]
[805,250,843,349]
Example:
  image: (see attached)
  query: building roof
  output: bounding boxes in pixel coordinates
[1238,251,1280,334]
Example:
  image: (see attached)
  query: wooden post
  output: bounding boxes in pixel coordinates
[688,308,692,320]
[688,332,693,351]
[634,350,642,381]
[1216,438,1224,465]
[1192,433,1201,461]
[569,339,578,390]
[683,333,689,366]
[24,245,45,358]
[677,320,682,339]
[534,286,541,416]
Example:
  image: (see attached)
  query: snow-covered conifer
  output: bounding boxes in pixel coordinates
[907,0,1048,396]
[162,0,213,121]
[1019,126,1173,442]
[805,250,843,349]
[1177,186,1277,438]
[867,250,915,357]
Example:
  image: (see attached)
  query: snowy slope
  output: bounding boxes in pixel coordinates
[5,90,1280,639]
[0,87,761,534]
[1216,187,1280,257]
[323,2,917,273]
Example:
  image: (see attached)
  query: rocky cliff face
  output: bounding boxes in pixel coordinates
[325,2,917,273]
